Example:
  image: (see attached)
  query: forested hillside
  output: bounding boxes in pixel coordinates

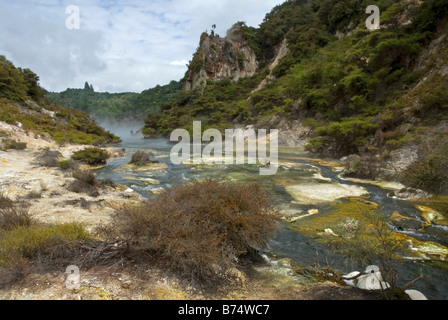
[47,80,182,121]
[0,56,120,145]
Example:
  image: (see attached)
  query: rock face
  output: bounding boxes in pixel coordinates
[252,38,289,93]
[183,22,258,92]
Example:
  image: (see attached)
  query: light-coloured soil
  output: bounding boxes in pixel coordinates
[0,121,139,231]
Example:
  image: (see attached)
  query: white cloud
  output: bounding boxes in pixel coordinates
[0,0,285,93]
[170,60,188,67]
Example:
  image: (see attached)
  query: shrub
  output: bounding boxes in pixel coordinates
[189,47,205,74]
[71,147,109,166]
[142,127,157,138]
[368,36,421,73]
[0,195,33,230]
[310,117,379,157]
[340,67,369,96]
[1,139,27,151]
[57,160,70,170]
[0,222,91,287]
[0,56,28,101]
[418,89,448,119]
[305,137,325,153]
[302,88,333,112]
[72,169,97,186]
[112,179,279,280]
[130,150,157,166]
[68,169,113,197]
[342,154,382,180]
[34,148,62,167]
[0,193,14,209]
[0,195,91,287]
[400,138,448,195]
[0,223,91,260]
[68,170,100,197]
[35,148,81,171]
[57,159,80,171]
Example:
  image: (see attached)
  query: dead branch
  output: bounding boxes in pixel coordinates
[402,269,424,291]
[342,271,369,281]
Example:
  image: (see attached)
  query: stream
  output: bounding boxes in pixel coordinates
[96,127,448,300]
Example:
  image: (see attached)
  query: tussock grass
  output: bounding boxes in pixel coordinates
[0,193,93,287]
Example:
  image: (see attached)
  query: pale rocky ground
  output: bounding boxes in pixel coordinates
[0,121,138,231]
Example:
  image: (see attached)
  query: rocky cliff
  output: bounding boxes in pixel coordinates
[183,22,259,92]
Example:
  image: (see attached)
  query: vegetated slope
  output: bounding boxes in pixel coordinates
[46,80,182,122]
[0,56,120,145]
[143,0,448,186]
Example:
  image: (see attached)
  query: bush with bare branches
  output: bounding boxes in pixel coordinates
[34,148,62,167]
[0,193,33,231]
[111,179,280,281]
[130,150,157,165]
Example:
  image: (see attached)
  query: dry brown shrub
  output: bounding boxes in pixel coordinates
[0,193,14,209]
[0,254,30,288]
[130,150,157,165]
[34,148,62,167]
[0,194,33,230]
[112,179,280,281]
[68,170,100,197]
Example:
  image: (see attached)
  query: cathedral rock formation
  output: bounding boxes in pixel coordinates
[183,22,259,92]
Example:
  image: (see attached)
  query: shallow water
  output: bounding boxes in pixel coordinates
[97,128,448,300]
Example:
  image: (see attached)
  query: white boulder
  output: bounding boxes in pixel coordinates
[356,265,390,291]
[344,265,390,291]
[405,289,428,300]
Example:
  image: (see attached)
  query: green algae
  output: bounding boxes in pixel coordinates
[289,197,378,237]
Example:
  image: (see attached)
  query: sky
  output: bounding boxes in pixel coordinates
[0,0,285,93]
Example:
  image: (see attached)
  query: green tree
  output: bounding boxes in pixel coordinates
[0,56,27,101]
[20,68,44,100]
